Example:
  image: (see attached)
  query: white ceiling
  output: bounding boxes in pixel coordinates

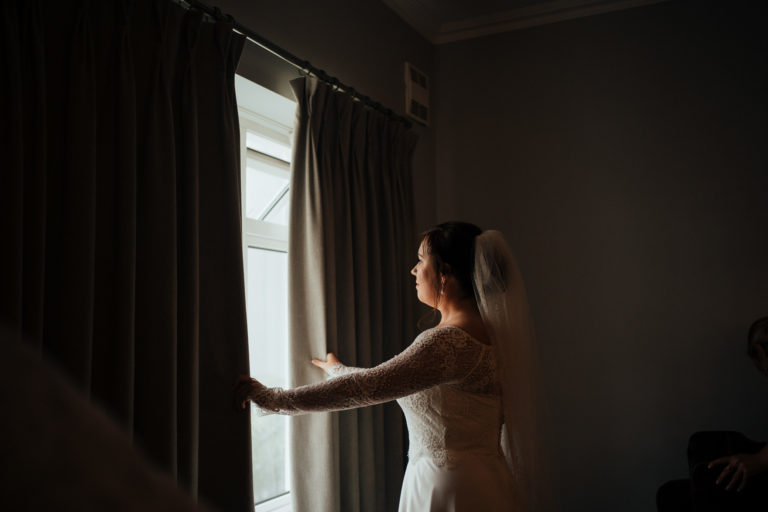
[382,0,669,44]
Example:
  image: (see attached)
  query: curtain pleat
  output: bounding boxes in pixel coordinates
[288,76,418,512]
[91,0,138,433]
[44,0,99,392]
[0,1,24,346]
[196,19,250,511]
[20,1,48,353]
[0,1,252,509]
[133,0,179,475]
[175,9,203,498]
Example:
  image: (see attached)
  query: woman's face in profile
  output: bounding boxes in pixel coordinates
[411,240,438,307]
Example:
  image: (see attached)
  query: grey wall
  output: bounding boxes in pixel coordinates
[216,0,767,509]
[435,2,768,510]
[218,0,437,234]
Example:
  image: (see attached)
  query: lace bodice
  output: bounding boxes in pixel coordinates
[252,326,503,465]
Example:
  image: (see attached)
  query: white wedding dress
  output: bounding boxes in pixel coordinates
[252,324,515,511]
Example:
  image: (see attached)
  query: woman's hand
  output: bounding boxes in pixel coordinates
[311,352,341,375]
[233,375,268,410]
[708,451,768,492]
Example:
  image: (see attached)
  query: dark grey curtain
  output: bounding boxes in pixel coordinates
[0,1,252,509]
[288,76,418,512]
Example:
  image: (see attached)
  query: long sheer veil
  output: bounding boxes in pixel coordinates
[473,230,548,511]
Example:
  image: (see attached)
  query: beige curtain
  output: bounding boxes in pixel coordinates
[287,77,418,512]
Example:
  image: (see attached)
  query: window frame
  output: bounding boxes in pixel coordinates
[238,108,291,254]
[236,76,295,512]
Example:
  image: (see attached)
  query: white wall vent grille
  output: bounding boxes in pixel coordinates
[405,62,429,126]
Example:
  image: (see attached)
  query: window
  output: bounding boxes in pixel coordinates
[235,75,296,512]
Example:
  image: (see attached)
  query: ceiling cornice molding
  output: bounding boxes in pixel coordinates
[383,0,670,45]
[382,0,441,43]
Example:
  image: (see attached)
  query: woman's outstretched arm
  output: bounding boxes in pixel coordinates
[234,326,484,415]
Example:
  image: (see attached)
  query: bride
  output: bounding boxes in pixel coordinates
[235,222,547,511]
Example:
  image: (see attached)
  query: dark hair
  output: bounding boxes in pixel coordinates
[747,316,768,359]
[421,221,482,301]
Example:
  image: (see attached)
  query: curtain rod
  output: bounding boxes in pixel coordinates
[184,0,413,129]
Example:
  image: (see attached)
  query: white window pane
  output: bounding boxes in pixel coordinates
[247,131,292,163]
[247,247,290,503]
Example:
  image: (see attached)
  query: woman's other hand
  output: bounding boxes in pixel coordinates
[233,375,267,410]
[311,352,340,375]
[708,451,768,492]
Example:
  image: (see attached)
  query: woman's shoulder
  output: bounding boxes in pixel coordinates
[418,325,491,348]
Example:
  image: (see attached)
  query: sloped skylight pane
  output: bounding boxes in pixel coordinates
[246,166,289,220]
[263,193,290,226]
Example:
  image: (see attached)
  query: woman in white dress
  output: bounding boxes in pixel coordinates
[236,222,546,511]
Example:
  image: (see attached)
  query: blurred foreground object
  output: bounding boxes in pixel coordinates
[0,331,208,512]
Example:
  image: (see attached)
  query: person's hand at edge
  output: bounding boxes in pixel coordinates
[708,448,768,492]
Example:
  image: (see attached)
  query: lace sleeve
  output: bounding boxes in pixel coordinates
[251,327,485,415]
[326,363,365,377]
